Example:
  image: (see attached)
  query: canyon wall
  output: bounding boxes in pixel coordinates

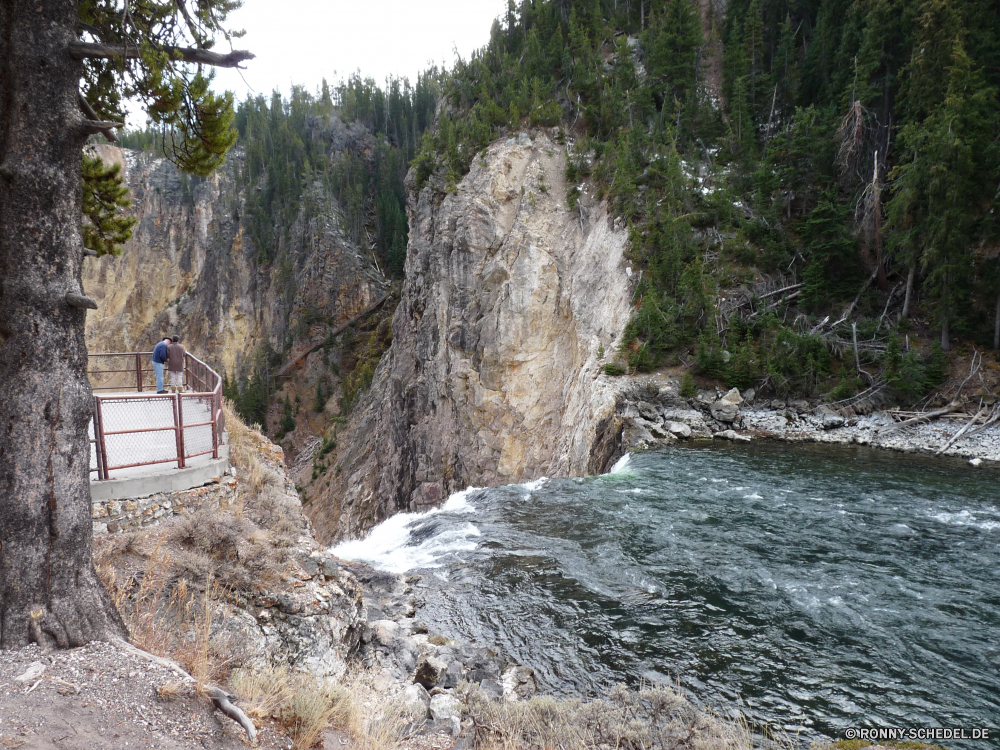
[306,130,635,542]
[82,124,386,378]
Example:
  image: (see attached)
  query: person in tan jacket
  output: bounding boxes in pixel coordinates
[166,335,187,393]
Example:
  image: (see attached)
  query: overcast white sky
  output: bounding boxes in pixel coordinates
[209,0,508,105]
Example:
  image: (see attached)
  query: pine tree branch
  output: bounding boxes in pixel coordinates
[82,120,125,134]
[78,93,120,144]
[65,293,98,310]
[68,41,254,68]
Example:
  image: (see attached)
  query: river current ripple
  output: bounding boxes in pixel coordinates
[332,443,1000,743]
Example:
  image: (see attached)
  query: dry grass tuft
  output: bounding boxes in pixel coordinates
[156,679,187,700]
[95,400,308,688]
[98,542,232,685]
[463,681,798,750]
[228,665,423,750]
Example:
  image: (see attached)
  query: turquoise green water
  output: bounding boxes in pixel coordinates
[338,443,1000,743]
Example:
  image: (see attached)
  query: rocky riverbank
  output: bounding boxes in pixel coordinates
[615,374,1000,465]
[334,559,539,747]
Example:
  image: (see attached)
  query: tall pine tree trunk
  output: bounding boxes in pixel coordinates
[0,0,127,648]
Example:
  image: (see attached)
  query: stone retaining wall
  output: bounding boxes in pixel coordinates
[92,474,239,534]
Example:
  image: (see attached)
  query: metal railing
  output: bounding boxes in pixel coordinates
[88,352,226,480]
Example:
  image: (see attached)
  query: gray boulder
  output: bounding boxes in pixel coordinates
[441,660,464,689]
[501,666,537,701]
[403,683,431,719]
[637,401,661,421]
[370,619,402,647]
[666,421,692,439]
[710,388,743,423]
[479,679,504,700]
[661,408,712,438]
[817,408,845,430]
[714,429,751,443]
[429,693,463,721]
[395,637,420,673]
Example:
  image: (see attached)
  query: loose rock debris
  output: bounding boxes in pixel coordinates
[0,642,291,750]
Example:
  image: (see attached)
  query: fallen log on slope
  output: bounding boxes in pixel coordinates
[114,639,256,741]
[935,406,986,456]
[207,687,257,742]
[960,403,1000,440]
[879,401,962,435]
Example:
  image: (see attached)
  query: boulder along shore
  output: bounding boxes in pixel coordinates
[615,374,1000,466]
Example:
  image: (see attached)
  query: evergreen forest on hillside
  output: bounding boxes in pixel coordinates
[122,72,440,276]
[124,0,1000,412]
[410,0,1000,404]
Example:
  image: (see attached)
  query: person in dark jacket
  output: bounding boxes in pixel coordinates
[166,335,187,393]
[151,336,171,393]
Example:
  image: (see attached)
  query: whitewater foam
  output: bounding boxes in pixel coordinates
[330,486,482,573]
[929,509,1000,532]
[520,476,548,499]
[607,453,632,474]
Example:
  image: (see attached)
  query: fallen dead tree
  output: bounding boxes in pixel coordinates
[936,405,987,456]
[115,639,256,741]
[879,401,962,435]
[828,380,889,416]
[962,402,1000,440]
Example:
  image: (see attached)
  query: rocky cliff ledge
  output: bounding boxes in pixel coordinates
[95,407,366,680]
[306,131,635,542]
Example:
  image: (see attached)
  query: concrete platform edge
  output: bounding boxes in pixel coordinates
[90,441,230,502]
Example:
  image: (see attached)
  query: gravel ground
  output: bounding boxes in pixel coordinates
[743,407,1000,463]
[0,642,291,750]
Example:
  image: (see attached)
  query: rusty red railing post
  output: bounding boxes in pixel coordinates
[95,397,110,480]
[211,401,219,460]
[92,396,106,481]
[172,394,186,469]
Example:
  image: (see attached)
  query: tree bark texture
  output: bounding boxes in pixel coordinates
[0,0,127,648]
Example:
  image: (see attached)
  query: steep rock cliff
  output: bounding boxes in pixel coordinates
[307,130,634,542]
[82,126,386,378]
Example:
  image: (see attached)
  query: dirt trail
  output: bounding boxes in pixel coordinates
[0,643,289,750]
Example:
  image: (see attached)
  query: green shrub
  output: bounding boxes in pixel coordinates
[924,340,948,389]
[680,371,697,397]
[280,396,296,434]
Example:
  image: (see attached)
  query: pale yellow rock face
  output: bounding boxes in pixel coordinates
[311,131,635,543]
[82,145,385,377]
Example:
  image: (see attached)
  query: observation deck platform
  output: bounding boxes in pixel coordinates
[87,353,229,501]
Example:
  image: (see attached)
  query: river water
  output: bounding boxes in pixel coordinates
[332,443,1000,742]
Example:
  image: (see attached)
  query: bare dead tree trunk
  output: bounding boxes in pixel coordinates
[873,152,886,290]
[0,0,127,648]
[902,264,916,319]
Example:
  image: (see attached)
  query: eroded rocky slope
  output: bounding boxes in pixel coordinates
[305,130,636,542]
